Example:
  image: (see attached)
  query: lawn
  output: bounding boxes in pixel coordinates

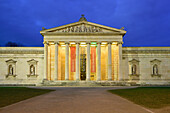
[0,87,54,108]
[109,87,170,108]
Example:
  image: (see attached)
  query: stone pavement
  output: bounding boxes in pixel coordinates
[0,87,154,113]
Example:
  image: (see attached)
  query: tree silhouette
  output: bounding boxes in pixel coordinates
[5,42,24,47]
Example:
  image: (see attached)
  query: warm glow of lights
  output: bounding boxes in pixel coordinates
[102,42,107,44]
[80,42,86,44]
[91,45,96,47]
[50,42,54,44]
[80,45,86,47]
[61,45,65,46]
[101,45,105,46]
[70,42,75,44]
[60,42,65,45]
[112,42,117,44]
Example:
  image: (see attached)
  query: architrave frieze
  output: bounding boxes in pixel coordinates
[44,35,122,42]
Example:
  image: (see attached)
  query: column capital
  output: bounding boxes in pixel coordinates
[65,41,69,44]
[75,41,80,44]
[107,41,112,44]
[97,41,102,44]
[54,41,59,45]
[86,41,91,44]
[117,41,123,45]
[43,41,49,45]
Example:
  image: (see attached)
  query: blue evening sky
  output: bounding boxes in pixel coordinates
[0,0,170,47]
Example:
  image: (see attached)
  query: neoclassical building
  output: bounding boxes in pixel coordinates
[0,15,170,85]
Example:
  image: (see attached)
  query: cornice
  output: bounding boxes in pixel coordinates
[122,50,170,54]
[41,32,125,36]
[0,50,44,54]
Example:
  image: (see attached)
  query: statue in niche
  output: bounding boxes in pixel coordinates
[30,65,35,75]
[132,64,137,75]
[9,65,13,75]
[153,64,158,75]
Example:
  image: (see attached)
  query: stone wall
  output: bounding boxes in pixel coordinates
[122,47,170,85]
[0,47,169,85]
[0,47,44,85]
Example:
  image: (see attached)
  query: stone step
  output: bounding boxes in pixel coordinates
[41,80,136,86]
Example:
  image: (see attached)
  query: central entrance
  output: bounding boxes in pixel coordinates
[80,47,86,80]
[80,54,86,80]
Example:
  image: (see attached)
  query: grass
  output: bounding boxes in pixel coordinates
[108,87,170,109]
[0,87,54,108]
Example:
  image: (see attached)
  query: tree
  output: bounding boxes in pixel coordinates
[5,42,24,47]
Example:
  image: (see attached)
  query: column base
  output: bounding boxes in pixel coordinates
[108,79,113,81]
[118,79,123,81]
[54,78,58,81]
[86,78,91,81]
[76,79,80,81]
[97,79,101,81]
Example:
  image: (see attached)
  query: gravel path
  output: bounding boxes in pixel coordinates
[0,87,153,113]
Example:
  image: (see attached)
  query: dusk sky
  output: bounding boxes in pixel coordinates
[0,0,170,47]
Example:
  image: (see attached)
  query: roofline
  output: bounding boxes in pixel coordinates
[40,21,126,34]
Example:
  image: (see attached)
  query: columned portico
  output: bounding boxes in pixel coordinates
[40,15,126,81]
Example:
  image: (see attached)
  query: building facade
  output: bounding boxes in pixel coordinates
[0,16,170,85]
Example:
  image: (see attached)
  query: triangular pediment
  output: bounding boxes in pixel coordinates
[6,59,17,64]
[150,59,161,63]
[27,59,38,65]
[40,21,126,35]
[129,59,140,63]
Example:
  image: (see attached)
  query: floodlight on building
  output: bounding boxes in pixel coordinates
[80,42,86,44]
[80,45,86,47]
[91,45,96,47]
[70,42,75,44]
[60,42,65,45]
[112,42,117,44]
[101,42,107,44]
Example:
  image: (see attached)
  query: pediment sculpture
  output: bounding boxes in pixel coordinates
[56,24,102,33]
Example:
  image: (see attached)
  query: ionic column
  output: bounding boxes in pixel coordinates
[108,42,112,80]
[54,41,59,80]
[118,42,123,81]
[43,41,49,80]
[65,42,69,80]
[76,42,80,80]
[97,41,101,81]
[86,42,91,81]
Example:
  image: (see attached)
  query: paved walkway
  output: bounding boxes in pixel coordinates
[0,87,153,113]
